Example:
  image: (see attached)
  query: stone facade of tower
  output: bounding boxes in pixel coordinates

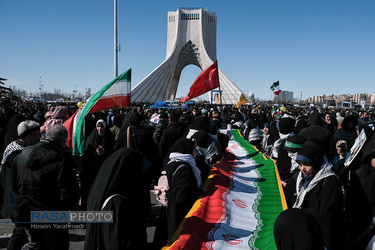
[131,8,245,104]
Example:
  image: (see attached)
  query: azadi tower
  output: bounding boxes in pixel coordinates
[131,8,245,104]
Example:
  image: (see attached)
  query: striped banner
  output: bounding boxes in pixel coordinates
[163,130,287,249]
[63,69,131,156]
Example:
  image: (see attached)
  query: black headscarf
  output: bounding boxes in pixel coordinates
[307,111,323,126]
[234,112,244,122]
[217,133,229,153]
[170,138,195,155]
[86,148,143,211]
[190,116,210,132]
[274,208,324,250]
[130,112,143,127]
[246,115,258,131]
[296,141,324,176]
[191,131,213,148]
[341,115,358,134]
[258,112,268,128]
[278,117,295,134]
[119,111,132,131]
[85,148,146,250]
[294,115,308,134]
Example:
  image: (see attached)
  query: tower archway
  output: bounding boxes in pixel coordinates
[131,8,245,104]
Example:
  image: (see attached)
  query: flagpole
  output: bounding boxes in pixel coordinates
[219,85,222,106]
[217,62,222,106]
[114,0,118,78]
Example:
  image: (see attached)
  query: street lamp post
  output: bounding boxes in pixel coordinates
[73,85,77,99]
[39,76,43,101]
[114,0,118,78]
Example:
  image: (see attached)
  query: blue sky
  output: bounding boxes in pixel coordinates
[1,0,374,101]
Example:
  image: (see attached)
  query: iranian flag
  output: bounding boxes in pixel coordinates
[162,130,286,249]
[270,81,281,95]
[63,69,131,156]
[271,107,282,117]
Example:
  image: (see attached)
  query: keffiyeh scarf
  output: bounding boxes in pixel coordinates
[168,152,202,188]
[1,140,26,165]
[293,161,336,208]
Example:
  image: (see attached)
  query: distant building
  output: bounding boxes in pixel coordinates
[336,94,352,105]
[305,93,375,108]
[353,93,367,105]
[275,91,293,103]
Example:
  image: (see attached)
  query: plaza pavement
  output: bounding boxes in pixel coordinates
[0,191,161,250]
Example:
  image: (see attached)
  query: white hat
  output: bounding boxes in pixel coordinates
[17,120,40,138]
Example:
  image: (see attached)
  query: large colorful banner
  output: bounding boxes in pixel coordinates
[164,130,287,249]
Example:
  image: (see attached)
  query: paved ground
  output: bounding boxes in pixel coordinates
[0,192,161,250]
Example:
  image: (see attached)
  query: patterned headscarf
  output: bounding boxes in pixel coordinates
[51,106,69,119]
[40,106,69,134]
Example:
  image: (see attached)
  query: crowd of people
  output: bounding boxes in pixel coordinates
[257,106,375,250]
[0,98,375,249]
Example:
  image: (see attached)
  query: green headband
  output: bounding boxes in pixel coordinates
[284,141,303,149]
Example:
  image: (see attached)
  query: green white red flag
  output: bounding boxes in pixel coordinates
[270,81,281,95]
[162,130,286,249]
[271,107,282,117]
[63,69,131,156]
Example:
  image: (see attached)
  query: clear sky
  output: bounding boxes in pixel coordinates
[1,0,374,101]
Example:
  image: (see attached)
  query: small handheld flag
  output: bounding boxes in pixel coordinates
[270,81,281,95]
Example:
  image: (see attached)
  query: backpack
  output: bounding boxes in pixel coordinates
[154,164,186,207]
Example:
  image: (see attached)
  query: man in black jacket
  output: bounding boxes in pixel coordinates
[0,120,41,250]
[12,124,78,250]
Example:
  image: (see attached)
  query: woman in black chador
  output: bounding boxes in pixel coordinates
[80,119,115,210]
[153,138,204,248]
[346,132,375,249]
[274,208,325,250]
[84,148,147,250]
[283,141,344,249]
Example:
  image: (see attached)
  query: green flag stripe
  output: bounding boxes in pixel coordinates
[232,130,283,249]
[72,69,131,156]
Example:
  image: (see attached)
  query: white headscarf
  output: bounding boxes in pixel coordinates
[96,119,107,129]
[168,153,202,188]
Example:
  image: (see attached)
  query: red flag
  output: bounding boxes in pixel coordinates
[63,109,79,149]
[180,61,220,102]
